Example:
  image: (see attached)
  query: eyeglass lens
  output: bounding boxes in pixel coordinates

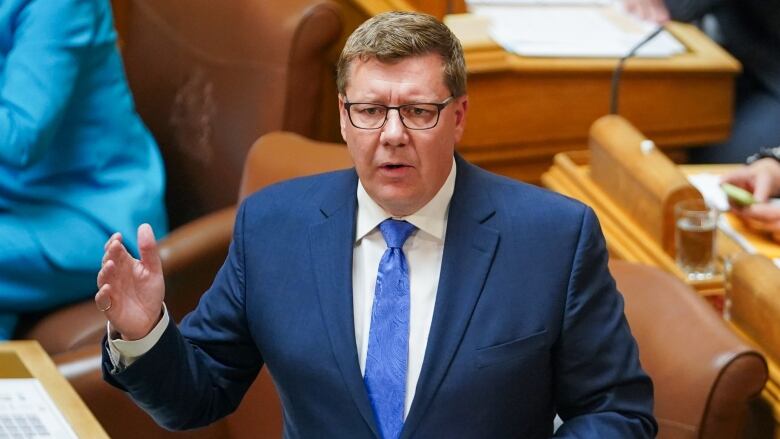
[348,103,442,129]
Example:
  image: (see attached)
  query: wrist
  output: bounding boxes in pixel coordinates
[120,306,165,341]
[747,145,780,165]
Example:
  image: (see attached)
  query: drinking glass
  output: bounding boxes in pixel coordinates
[674,199,719,280]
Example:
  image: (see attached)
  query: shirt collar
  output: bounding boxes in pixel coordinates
[355,157,456,242]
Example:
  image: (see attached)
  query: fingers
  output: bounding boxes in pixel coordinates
[722,159,780,203]
[623,0,640,15]
[97,239,134,292]
[742,204,780,224]
[623,0,669,24]
[648,0,670,23]
[137,223,163,274]
[721,168,755,190]
[101,233,121,266]
[735,204,780,235]
[753,173,774,203]
[95,284,113,314]
[104,232,122,251]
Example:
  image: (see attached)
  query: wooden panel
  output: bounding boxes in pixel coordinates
[589,115,701,256]
[729,255,780,367]
[541,149,730,294]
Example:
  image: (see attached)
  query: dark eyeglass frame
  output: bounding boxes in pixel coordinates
[343,96,455,130]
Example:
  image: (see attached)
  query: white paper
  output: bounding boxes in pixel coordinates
[687,173,730,212]
[469,4,685,58]
[0,379,78,439]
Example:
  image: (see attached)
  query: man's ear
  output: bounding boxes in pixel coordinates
[453,95,468,143]
[338,95,348,142]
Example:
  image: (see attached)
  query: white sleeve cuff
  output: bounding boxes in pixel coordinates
[107,303,170,369]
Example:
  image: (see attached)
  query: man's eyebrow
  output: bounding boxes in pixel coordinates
[349,95,443,103]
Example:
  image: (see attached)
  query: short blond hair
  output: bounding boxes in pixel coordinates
[336,11,466,98]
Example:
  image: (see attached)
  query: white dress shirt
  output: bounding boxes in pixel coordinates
[354,158,455,417]
[109,159,457,419]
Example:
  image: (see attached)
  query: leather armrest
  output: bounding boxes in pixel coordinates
[21,301,107,356]
[610,259,768,439]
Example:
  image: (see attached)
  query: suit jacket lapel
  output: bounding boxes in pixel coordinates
[402,157,499,438]
[309,170,380,437]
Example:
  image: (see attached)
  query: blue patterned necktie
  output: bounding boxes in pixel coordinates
[364,219,416,439]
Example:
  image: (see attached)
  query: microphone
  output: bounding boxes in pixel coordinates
[609,25,665,115]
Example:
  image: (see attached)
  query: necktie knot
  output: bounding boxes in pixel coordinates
[379,219,416,249]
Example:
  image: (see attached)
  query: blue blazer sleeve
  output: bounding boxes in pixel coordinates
[663,0,725,22]
[103,201,263,430]
[553,208,657,437]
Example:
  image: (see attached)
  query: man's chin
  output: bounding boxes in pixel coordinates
[373,192,425,217]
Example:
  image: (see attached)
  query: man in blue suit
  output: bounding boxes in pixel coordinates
[97,11,656,438]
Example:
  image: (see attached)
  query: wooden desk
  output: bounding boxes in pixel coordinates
[542,150,747,298]
[0,341,108,438]
[330,1,740,182]
[544,153,780,437]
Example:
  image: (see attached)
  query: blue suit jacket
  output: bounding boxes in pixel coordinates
[104,157,656,438]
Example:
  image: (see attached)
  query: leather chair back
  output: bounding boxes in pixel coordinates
[115,0,342,228]
[610,259,768,439]
[238,131,353,200]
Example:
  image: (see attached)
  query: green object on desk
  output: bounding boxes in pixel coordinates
[721,183,756,207]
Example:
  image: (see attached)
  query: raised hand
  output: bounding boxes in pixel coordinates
[95,223,165,340]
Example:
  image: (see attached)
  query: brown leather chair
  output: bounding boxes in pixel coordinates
[609,259,768,439]
[18,0,343,354]
[52,132,352,438]
[116,0,343,228]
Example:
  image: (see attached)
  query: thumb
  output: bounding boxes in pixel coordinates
[137,223,162,274]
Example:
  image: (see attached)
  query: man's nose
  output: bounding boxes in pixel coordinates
[381,109,407,145]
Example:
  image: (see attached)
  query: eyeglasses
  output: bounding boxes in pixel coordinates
[343,96,455,130]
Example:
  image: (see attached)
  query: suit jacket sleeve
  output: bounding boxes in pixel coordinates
[102,200,263,430]
[663,0,725,22]
[552,207,657,437]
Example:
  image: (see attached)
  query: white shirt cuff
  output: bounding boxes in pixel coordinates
[107,303,170,369]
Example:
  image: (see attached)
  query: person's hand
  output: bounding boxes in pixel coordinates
[732,204,780,242]
[722,158,780,242]
[721,158,780,203]
[623,0,670,23]
[95,224,165,340]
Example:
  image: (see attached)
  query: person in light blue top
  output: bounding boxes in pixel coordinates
[0,0,167,339]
